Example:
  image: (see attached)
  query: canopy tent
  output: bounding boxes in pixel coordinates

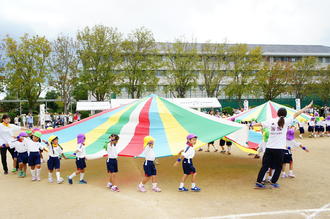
[41,95,252,159]
[229,101,311,123]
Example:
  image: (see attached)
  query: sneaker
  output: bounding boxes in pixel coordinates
[11,168,17,173]
[32,177,37,181]
[111,186,120,192]
[18,171,23,177]
[281,173,288,178]
[57,177,64,184]
[106,183,113,188]
[22,172,26,177]
[178,187,189,192]
[191,186,201,192]
[254,155,260,159]
[198,148,203,152]
[152,187,161,192]
[288,174,296,178]
[255,182,267,189]
[214,149,218,152]
[37,176,41,181]
[220,150,226,153]
[227,152,231,155]
[4,171,8,175]
[68,177,73,184]
[79,180,87,184]
[48,177,53,183]
[138,184,146,192]
[205,150,210,152]
[271,183,280,188]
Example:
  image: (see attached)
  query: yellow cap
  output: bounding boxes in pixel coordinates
[48,135,58,143]
[143,136,155,147]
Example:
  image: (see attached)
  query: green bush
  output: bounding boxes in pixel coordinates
[222,106,234,115]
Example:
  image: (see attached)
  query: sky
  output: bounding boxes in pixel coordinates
[0,0,330,46]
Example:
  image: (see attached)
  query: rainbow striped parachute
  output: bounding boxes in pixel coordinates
[229,101,311,123]
[41,95,251,159]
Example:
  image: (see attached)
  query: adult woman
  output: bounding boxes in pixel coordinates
[0,115,26,174]
[254,102,312,189]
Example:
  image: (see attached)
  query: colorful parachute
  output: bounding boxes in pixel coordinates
[229,101,311,123]
[41,95,251,159]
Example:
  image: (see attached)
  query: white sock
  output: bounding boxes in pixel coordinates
[192,183,196,188]
[31,169,36,177]
[36,169,41,177]
[56,172,60,181]
[179,182,184,188]
[107,182,113,187]
[48,172,52,178]
[80,173,84,181]
[152,183,157,189]
[227,146,231,152]
[69,172,76,179]
[289,170,293,175]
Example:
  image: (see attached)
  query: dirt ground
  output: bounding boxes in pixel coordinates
[0,134,329,219]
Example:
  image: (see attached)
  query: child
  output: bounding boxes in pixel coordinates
[26,131,45,181]
[326,116,330,137]
[105,134,120,192]
[68,134,87,184]
[205,141,217,152]
[297,120,305,139]
[138,136,161,192]
[174,134,201,192]
[45,135,67,184]
[12,132,29,177]
[308,117,316,138]
[282,126,309,178]
[255,128,269,159]
[219,138,232,155]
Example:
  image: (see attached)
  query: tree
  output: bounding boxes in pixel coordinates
[77,25,122,101]
[252,61,292,100]
[121,27,159,98]
[163,39,199,98]
[199,42,227,97]
[314,64,330,104]
[0,43,5,92]
[290,56,318,100]
[49,35,80,113]
[224,44,262,104]
[45,90,60,112]
[3,34,51,112]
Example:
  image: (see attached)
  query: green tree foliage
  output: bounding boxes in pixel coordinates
[314,64,330,103]
[225,44,262,104]
[199,42,227,97]
[121,27,159,98]
[252,61,292,100]
[49,35,80,113]
[77,25,122,101]
[290,56,318,100]
[3,34,51,112]
[45,90,59,112]
[163,40,199,98]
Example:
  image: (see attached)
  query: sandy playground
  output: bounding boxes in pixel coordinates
[0,135,329,219]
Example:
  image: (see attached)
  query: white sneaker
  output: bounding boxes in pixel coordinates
[32,177,37,181]
[106,183,113,188]
[281,173,288,178]
[138,184,146,192]
[48,177,53,183]
[37,176,41,181]
[288,174,296,178]
[57,177,64,184]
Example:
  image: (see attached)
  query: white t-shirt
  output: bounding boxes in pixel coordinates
[12,140,28,153]
[47,144,63,158]
[26,138,45,153]
[261,117,293,150]
[76,143,86,158]
[182,145,195,159]
[143,146,155,161]
[308,121,315,126]
[0,123,21,146]
[107,143,118,159]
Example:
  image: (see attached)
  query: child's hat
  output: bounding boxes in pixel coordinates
[26,130,32,134]
[33,131,42,138]
[18,132,28,138]
[143,136,155,147]
[48,135,58,143]
[186,133,198,140]
[77,134,86,144]
[326,116,330,120]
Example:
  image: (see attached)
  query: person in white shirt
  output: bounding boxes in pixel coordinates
[253,102,312,189]
[174,134,201,192]
[105,134,120,192]
[68,134,87,184]
[12,132,29,177]
[0,114,23,174]
[325,116,330,137]
[26,131,46,181]
[44,135,67,184]
[297,120,305,139]
[138,136,161,192]
[308,117,316,138]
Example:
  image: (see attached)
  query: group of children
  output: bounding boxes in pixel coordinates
[304,115,330,138]
[5,129,202,193]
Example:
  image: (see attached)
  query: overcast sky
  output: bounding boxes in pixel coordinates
[0,0,329,45]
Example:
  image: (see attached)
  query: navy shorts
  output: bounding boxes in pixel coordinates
[327,126,330,132]
[182,158,196,175]
[220,139,232,146]
[299,127,305,134]
[320,126,325,132]
[18,152,28,164]
[13,151,18,158]
[76,158,86,169]
[143,160,156,177]
[106,158,118,173]
[308,126,315,132]
[315,126,320,132]
[283,150,293,163]
[28,152,41,166]
[47,157,60,170]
